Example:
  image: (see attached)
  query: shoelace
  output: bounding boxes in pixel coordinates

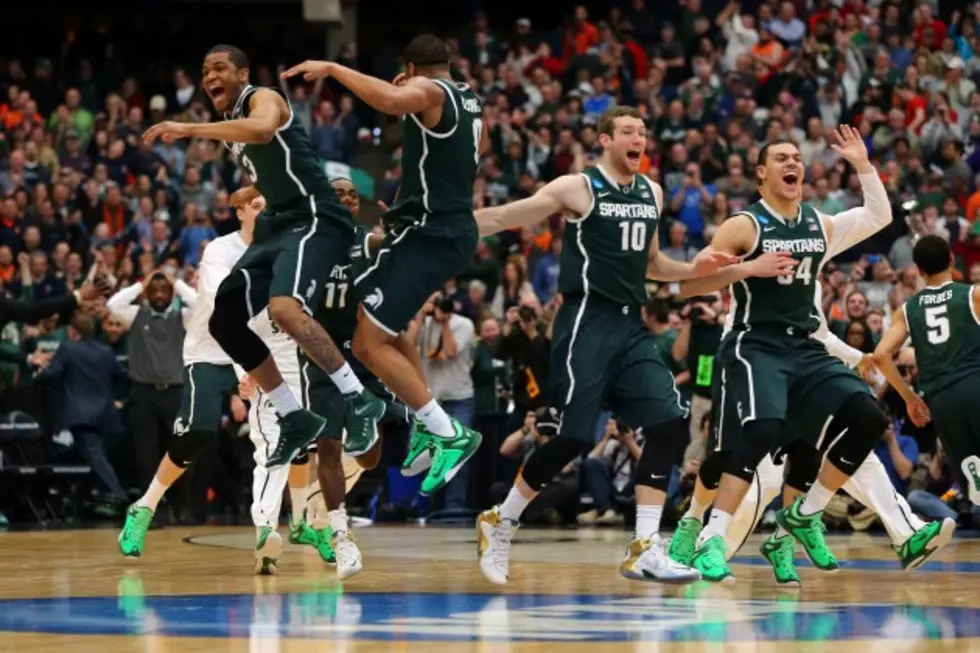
[334,534,359,562]
[487,522,515,571]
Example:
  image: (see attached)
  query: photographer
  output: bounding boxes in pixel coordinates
[578,417,643,526]
[412,291,477,510]
[672,291,725,466]
[498,295,552,433]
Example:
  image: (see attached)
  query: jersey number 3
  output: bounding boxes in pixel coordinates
[777,257,812,285]
[925,305,950,344]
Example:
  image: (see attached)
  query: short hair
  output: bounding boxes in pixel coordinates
[912,234,953,276]
[597,106,644,136]
[404,35,449,67]
[757,138,800,167]
[207,44,249,70]
[645,297,670,324]
[70,313,95,339]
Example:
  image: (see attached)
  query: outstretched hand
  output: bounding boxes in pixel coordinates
[743,251,798,278]
[142,121,191,145]
[830,124,870,169]
[692,249,740,277]
[281,60,333,81]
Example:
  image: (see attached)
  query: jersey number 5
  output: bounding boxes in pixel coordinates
[242,155,258,184]
[777,257,812,285]
[925,305,950,344]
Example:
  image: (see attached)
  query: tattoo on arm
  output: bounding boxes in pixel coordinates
[292,313,346,373]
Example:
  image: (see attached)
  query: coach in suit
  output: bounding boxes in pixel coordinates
[36,312,128,502]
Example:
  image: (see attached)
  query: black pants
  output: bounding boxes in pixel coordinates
[130,383,183,500]
[72,425,127,500]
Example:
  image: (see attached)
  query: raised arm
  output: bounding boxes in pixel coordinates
[475,173,590,236]
[105,282,144,328]
[282,62,444,116]
[822,125,893,256]
[676,214,796,298]
[871,307,931,426]
[143,89,287,145]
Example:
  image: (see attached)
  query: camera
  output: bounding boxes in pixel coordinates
[518,305,538,323]
[687,295,716,322]
[436,297,454,315]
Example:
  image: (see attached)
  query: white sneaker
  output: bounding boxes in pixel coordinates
[254,527,282,576]
[477,507,517,585]
[962,456,980,506]
[620,534,701,584]
[332,530,363,580]
[595,509,624,526]
[577,509,599,525]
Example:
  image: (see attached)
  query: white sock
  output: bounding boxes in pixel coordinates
[267,383,300,416]
[696,509,732,547]
[329,362,364,395]
[416,398,455,438]
[329,504,349,534]
[634,505,663,540]
[290,488,307,523]
[684,496,710,522]
[498,487,531,522]
[800,480,835,515]
[137,478,168,511]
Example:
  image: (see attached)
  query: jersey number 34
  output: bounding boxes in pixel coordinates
[777,257,813,285]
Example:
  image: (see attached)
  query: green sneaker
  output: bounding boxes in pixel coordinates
[314,525,337,564]
[775,496,839,572]
[759,533,801,586]
[401,420,436,477]
[420,419,483,496]
[267,409,326,466]
[691,535,734,583]
[668,517,703,566]
[344,391,386,456]
[118,504,154,558]
[255,526,282,575]
[897,517,956,570]
[290,517,336,564]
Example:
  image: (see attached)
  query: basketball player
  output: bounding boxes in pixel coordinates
[117,191,251,558]
[667,303,954,585]
[281,34,486,496]
[872,234,980,505]
[678,127,894,582]
[142,45,385,481]
[469,106,794,585]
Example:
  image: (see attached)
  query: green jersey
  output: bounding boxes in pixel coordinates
[313,227,373,342]
[225,86,334,212]
[385,79,482,232]
[729,201,828,335]
[558,166,661,307]
[904,281,980,398]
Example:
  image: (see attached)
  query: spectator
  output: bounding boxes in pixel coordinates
[664,221,699,263]
[413,294,476,511]
[498,298,551,431]
[531,237,561,303]
[470,315,508,508]
[578,418,643,525]
[178,204,217,267]
[670,162,715,246]
[908,442,959,521]
[310,100,346,163]
[490,254,534,319]
[874,420,919,498]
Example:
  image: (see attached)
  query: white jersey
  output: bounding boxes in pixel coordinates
[183,232,247,366]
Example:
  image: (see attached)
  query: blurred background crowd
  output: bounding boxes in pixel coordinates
[0,0,976,533]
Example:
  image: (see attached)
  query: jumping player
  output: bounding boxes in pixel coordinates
[469,106,788,585]
[678,126,894,582]
[873,234,980,505]
[142,45,385,480]
[281,35,485,496]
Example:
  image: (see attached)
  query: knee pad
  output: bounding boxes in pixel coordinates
[699,450,730,490]
[209,285,269,371]
[167,430,211,468]
[824,392,888,475]
[725,419,783,483]
[635,417,688,492]
[783,440,821,493]
[521,436,590,492]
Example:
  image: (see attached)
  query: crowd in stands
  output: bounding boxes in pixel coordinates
[1,0,980,531]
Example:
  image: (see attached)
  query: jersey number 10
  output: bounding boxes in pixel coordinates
[619,221,646,252]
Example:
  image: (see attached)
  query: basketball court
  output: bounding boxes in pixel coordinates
[0,525,978,651]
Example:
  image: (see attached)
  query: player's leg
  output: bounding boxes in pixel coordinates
[608,324,700,583]
[775,372,889,571]
[119,363,236,557]
[249,394,288,575]
[305,359,362,579]
[756,440,816,587]
[692,337,791,583]
[930,376,980,505]
[352,219,481,494]
[477,299,606,584]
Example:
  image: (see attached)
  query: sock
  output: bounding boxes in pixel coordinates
[498,486,530,522]
[634,505,663,540]
[329,362,364,395]
[329,504,349,534]
[684,496,710,522]
[290,488,307,523]
[137,478,168,511]
[267,383,300,416]
[799,480,835,516]
[696,510,732,547]
[416,398,455,438]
